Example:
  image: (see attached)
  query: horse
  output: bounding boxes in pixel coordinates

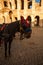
[0,20,32,57]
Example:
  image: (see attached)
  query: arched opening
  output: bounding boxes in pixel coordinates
[21,0,24,9]
[35,0,41,6]
[39,0,41,6]
[9,11,13,22]
[4,1,8,7]
[35,16,40,26]
[28,16,31,21]
[15,0,17,9]
[15,17,17,21]
[9,2,12,8]
[27,0,32,9]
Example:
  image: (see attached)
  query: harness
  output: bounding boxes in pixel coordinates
[20,20,31,33]
[0,24,6,41]
[0,24,6,32]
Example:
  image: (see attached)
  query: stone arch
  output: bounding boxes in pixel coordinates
[35,16,40,26]
[15,17,17,20]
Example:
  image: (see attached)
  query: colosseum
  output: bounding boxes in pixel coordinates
[0,0,43,27]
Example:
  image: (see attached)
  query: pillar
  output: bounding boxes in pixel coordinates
[17,0,21,20]
[0,0,4,10]
[32,0,35,27]
[24,0,28,19]
[41,0,43,13]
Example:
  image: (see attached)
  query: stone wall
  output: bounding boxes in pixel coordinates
[0,0,43,27]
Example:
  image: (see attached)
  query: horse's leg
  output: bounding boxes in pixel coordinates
[20,29,24,40]
[8,41,11,56]
[8,37,13,56]
[4,40,7,57]
[0,38,2,46]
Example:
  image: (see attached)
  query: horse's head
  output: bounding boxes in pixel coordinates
[20,28,32,40]
[24,31,32,39]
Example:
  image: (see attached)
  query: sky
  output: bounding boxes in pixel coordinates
[35,0,40,3]
[29,0,40,3]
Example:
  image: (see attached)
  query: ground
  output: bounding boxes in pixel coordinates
[0,27,43,65]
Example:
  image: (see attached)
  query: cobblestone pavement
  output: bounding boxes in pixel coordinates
[0,27,43,65]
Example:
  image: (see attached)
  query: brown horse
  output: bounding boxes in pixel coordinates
[0,20,32,57]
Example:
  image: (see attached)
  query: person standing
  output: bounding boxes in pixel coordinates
[20,16,26,40]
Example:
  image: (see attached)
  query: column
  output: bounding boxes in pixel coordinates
[7,0,11,9]
[11,0,15,10]
[24,0,28,19]
[0,13,4,24]
[41,0,43,13]
[17,0,21,20]
[0,0,4,10]
[32,0,35,27]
